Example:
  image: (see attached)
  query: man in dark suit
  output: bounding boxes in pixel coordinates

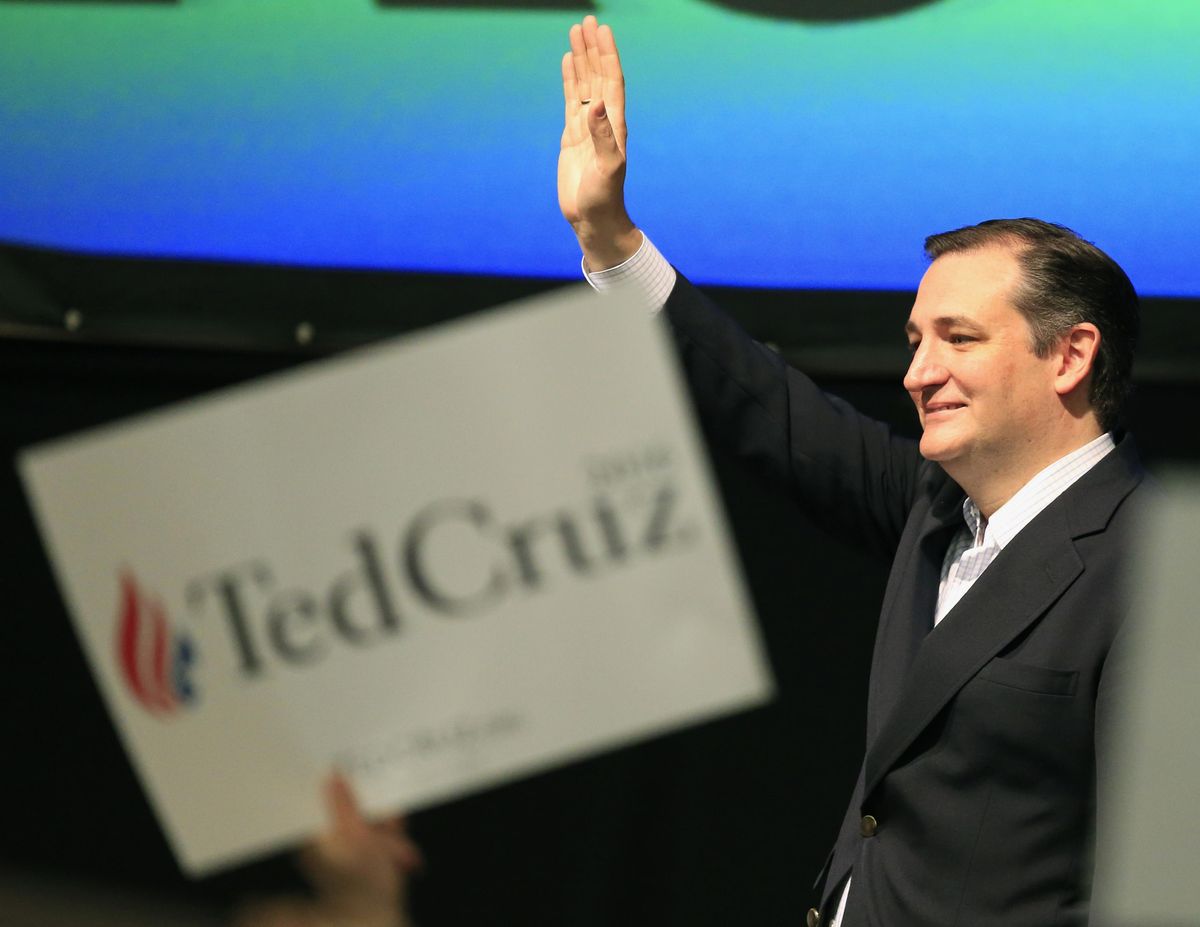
[560,15,1144,926]
[245,17,1142,927]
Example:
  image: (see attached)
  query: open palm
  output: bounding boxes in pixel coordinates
[558,17,629,230]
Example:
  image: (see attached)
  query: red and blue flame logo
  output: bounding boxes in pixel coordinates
[115,570,198,716]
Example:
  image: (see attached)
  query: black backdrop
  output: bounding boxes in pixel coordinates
[2,247,1198,925]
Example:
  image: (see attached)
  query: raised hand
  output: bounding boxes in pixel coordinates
[558,16,642,270]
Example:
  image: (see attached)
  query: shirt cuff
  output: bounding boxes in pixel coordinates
[581,232,677,313]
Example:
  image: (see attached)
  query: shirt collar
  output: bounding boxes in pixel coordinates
[961,432,1117,551]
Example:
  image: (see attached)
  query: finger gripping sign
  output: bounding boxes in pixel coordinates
[18,285,772,876]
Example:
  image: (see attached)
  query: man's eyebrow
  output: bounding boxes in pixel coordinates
[904,315,985,337]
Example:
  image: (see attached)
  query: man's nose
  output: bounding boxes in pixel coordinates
[902,344,948,393]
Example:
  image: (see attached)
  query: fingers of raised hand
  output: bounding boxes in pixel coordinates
[596,23,626,141]
[582,15,604,104]
[562,51,588,144]
[565,17,626,150]
[569,22,590,102]
[562,51,578,108]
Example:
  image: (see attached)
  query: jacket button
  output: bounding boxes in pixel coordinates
[860,814,879,837]
[806,907,821,927]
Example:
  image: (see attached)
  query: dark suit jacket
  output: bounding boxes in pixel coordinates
[663,274,1145,927]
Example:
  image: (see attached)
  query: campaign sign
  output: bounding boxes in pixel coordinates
[18,286,772,876]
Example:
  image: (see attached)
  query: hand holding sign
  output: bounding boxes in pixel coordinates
[234,774,421,927]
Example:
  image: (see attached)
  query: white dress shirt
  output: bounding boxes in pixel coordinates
[583,231,676,307]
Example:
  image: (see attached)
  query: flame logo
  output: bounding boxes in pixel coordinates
[115,570,198,716]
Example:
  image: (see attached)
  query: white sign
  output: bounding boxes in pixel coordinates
[1091,472,1200,925]
[18,286,772,876]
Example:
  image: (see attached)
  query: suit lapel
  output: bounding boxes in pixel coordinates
[861,437,1144,800]
[863,507,1082,797]
[865,477,963,744]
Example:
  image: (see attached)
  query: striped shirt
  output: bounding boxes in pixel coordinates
[936,431,1116,624]
[583,232,677,307]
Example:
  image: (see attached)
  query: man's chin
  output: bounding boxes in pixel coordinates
[918,435,960,464]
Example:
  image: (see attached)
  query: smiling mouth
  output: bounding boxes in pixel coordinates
[924,403,966,417]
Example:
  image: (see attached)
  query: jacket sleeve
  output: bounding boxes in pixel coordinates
[664,272,925,561]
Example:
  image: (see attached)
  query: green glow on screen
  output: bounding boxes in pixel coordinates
[1,0,1197,294]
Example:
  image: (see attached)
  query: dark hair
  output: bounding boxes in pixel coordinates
[923,218,1139,433]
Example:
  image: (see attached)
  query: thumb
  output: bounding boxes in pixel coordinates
[587,101,622,163]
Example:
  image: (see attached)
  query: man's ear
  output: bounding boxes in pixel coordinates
[1053,323,1101,397]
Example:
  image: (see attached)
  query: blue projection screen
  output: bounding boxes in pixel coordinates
[1,0,1197,296]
